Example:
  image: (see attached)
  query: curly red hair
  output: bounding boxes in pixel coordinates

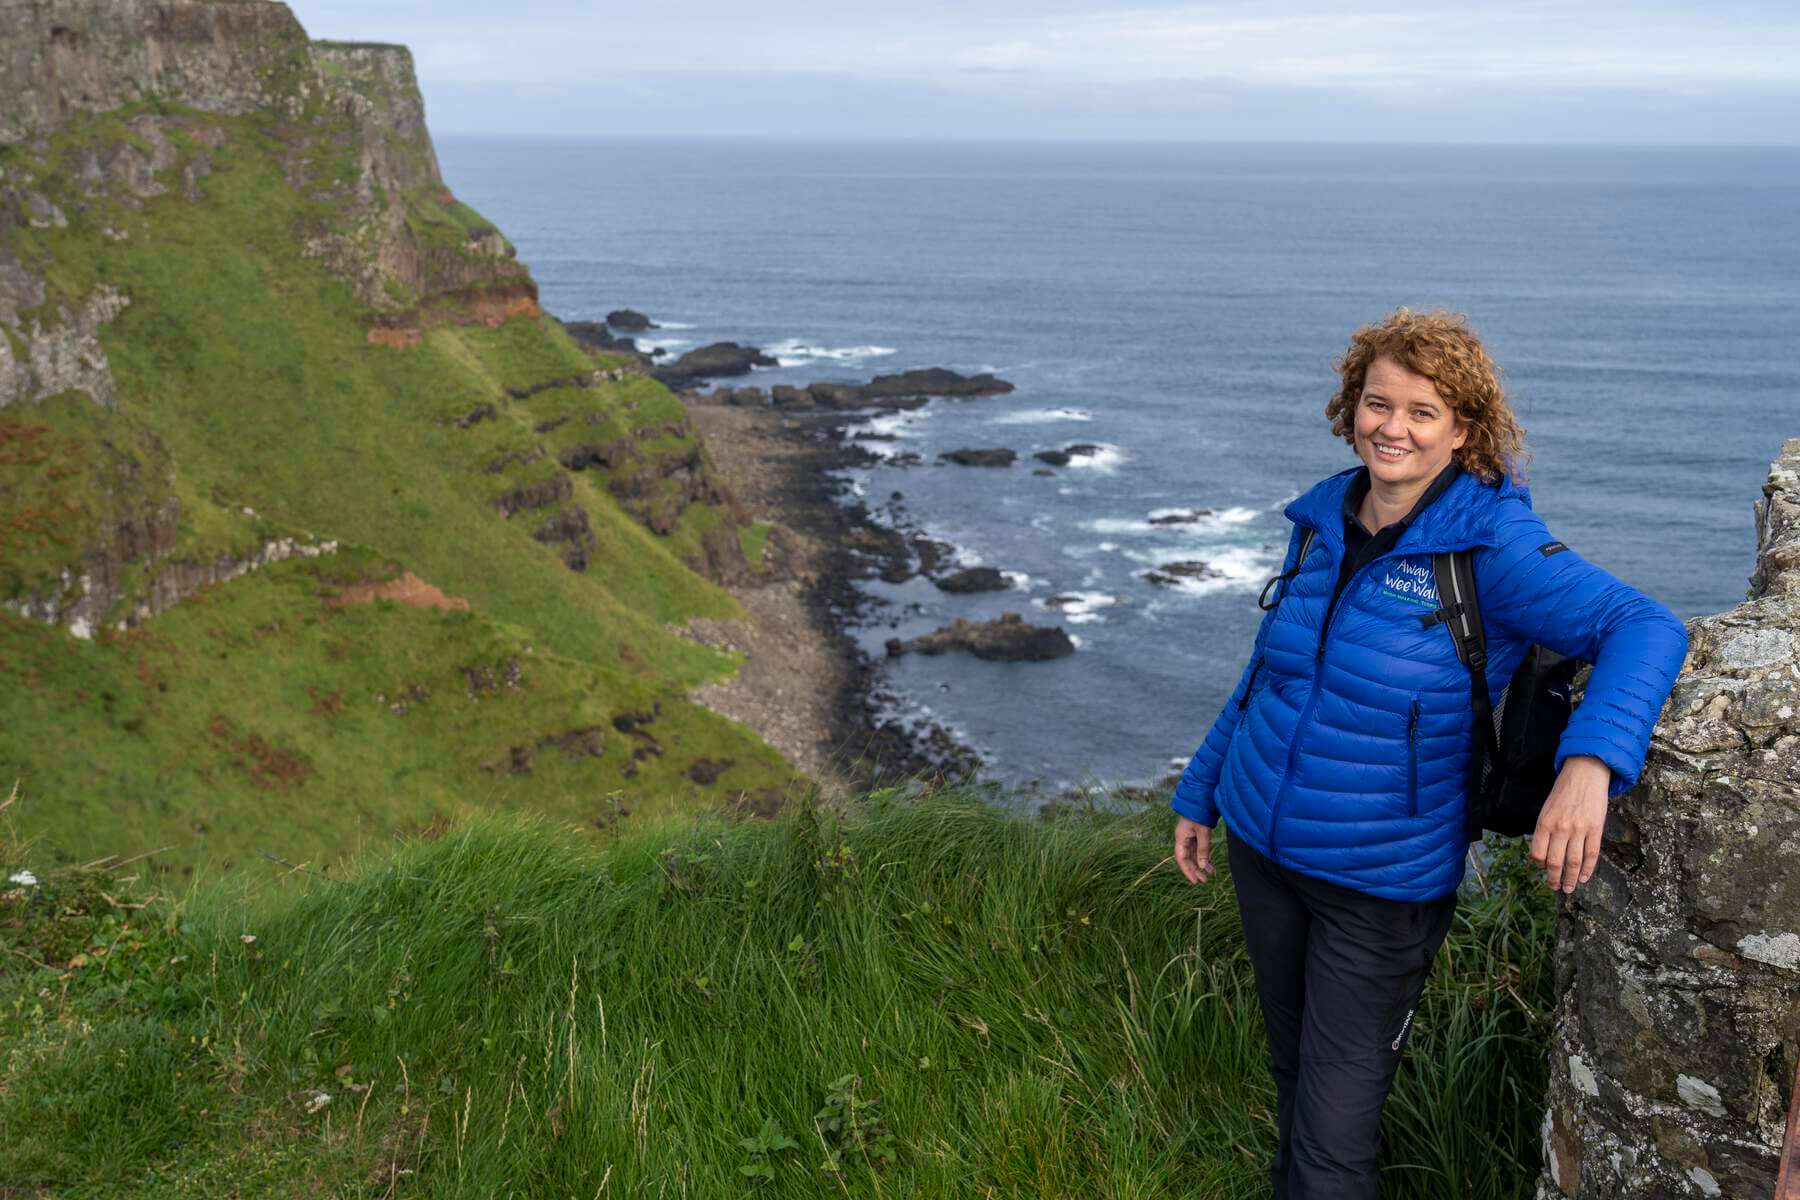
[1326,308,1529,485]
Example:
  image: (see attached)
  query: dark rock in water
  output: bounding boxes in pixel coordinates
[911,537,958,578]
[890,452,924,467]
[562,320,648,361]
[711,386,767,407]
[1033,449,1071,466]
[770,384,813,409]
[651,342,777,388]
[606,308,657,332]
[940,447,1016,467]
[1148,508,1213,526]
[1142,560,1222,587]
[651,347,667,357]
[885,612,1074,661]
[1044,593,1087,608]
[860,367,1015,400]
[1032,468,1056,477]
[934,566,1009,594]
[1064,443,1103,457]
[807,381,865,409]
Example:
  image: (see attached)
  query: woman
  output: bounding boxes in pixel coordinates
[1169,309,1688,1198]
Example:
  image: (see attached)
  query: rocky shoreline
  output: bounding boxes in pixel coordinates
[681,394,988,788]
[567,314,1115,797]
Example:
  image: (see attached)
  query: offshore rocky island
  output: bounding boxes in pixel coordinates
[1,3,1795,1197]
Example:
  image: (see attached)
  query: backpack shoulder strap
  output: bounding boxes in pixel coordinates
[1257,526,1319,612]
[1424,550,1503,765]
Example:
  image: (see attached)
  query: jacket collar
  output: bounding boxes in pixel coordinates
[1287,459,1531,555]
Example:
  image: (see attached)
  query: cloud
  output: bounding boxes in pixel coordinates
[287,0,1800,141]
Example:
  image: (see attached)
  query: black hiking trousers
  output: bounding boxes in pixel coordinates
[1226,831,1458,1199]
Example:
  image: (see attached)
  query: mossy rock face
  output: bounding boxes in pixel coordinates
[0,19,794,872]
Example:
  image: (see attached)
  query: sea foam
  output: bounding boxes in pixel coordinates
[991,407,1093,426]
[768,339,898,367]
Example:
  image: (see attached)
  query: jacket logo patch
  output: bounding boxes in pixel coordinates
[1377,558,1439,608]
[1539,541,1569,557]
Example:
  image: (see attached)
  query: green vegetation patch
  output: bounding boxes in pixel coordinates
[0,793,1555,1198]
[0,548,793,874]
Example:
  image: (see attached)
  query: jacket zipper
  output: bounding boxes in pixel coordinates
[1264,527,1479,860]
[1266,534,1382,860]
[1407,697,1421,817]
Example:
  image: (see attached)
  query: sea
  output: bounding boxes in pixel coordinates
[437,138,1800,792]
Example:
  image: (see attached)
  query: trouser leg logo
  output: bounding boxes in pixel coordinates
[1390,1007,1415,1052]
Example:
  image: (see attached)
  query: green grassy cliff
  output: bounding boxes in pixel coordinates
[0,4,793,873]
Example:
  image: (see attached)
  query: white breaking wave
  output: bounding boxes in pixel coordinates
[1082,505,1261,537]
[1130,544,1281,597]
[767,339,898,368]
[1063,443,1129,471]
[842,409,930,459]
[656,320,696,329]
[991,407,1093,426]
[637,337,691,355]
[1001,570,1035,590]
[1035,590,1119,625]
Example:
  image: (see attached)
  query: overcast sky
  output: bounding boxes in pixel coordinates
[290,1,1800,142]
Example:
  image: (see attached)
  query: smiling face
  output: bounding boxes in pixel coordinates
[1353,355,1468,489]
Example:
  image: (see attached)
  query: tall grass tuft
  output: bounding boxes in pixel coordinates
[1,790,1554,1197]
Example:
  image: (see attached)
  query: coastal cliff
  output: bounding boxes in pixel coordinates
[0,1,792,868]
[1537,438,1800,1198]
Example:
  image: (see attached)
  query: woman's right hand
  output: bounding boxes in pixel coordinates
[1174,815,1215,885]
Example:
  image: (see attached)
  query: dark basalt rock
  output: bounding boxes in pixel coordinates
[1142,560,1222,587]
[1064,443,1103,457]
[561,319,646,359]
[651,342,777,388]
[770,384,813,409]
[454,402,497,429]
[492,473,573,518]
[686,757,733,785]
[606,308,656,332]
[940,447,1016,467]
[532,506,596,572]
[1033,449,1071,466]
[933,566,1009,594]
[1148,508,1214,525]
[859,367,1014,400]
[884,612,1074,661]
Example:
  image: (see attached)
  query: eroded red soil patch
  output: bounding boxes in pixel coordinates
[329,572,470,612]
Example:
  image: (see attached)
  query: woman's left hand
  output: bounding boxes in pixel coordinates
[1529,755,1613,893]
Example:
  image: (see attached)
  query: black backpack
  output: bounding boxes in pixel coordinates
[1257,535,1586,841]
[1419,551,1588,841]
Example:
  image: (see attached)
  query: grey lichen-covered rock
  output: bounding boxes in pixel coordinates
[0,0,318,145]
[1536,437,1800,1199]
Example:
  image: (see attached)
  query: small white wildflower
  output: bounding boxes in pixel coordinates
[302,1089,332,1114]
[7,870,37,888]
[240,934,257,945]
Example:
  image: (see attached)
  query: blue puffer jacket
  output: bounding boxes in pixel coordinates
[1171,465,1690,901]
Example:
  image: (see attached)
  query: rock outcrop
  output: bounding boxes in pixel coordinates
[1536,438,1800,1199]
[884,612,1074,662]
[0,0,316,144]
